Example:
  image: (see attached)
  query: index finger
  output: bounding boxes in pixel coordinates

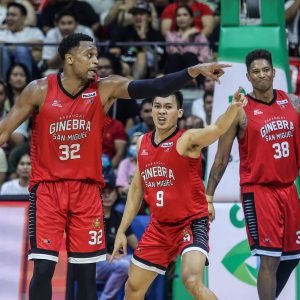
[110,249,117,262]
[215,64,232,68]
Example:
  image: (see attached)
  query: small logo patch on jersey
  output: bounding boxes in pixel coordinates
[43,239,51,244]
[253,109,263,115]
[93,218,101,229]
[52,99,62,108]
[84,98,94,104]
[161,142,173,148]
[82,91,96,99]
[276,99,288,108]
[141,149,148,156]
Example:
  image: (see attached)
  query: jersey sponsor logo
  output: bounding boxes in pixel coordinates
[93,218,101,229]
[82,91,96,98]
[141,149,149,156]
[84,98,94,104]
[161,142,173,148]
[253,109,263,115]
[52,99,62,108]
[276,99,288,106]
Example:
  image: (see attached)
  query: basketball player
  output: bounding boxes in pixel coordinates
[111,89,247,300]
[0,33,230,300]
[206,49,300,299]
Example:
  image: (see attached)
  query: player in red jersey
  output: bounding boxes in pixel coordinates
[206,49,300,300]
[0,33,230,300]
[111,89,247,300]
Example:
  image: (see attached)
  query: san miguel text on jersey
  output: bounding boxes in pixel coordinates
[138,129,208,223]
[239,90,300,186]
[30,74,106,188]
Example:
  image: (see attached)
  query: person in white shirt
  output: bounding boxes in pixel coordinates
[0,153,30,195]
[0,2,44,79]
[42,11,95,73]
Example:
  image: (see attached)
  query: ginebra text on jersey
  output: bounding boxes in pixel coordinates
[49,119,91,135]
[260,119,294,138]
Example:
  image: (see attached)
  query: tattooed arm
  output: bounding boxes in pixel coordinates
[288,93,300,113]
[206,110,246,200]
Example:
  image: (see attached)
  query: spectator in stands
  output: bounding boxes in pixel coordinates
[96,173,138,300]
[0,0,37,27]
[111,0,165,79]
[0,2,44,80]
[192,91,214,127]
[104,0,159,30]
[164,4,211,80]
[161,0,214,37]
[38,0,100,35]
[102,115,127,169]
[0,152,30,195]
[128,98,154,140]
[42,11,95,73]
[97,52,140,130]
[116,132,142,199]
[285,0,300,56]
[0,146,7,187]
[183,115,204,129]
[192,77,215,122]
[5,63,30,146]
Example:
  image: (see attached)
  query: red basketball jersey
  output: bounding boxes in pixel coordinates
[30,73,106,188]
[138,128,208,223]
[239,90,300,186]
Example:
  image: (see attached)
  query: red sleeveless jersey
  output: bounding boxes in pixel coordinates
[30,74,106,188]
[138,128,208,223]
[239,90,300,186]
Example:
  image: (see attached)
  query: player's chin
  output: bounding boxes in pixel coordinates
[87,71,97,80]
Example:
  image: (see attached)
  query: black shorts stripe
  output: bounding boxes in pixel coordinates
[29,248,59,257]
[68,249,106,258]
[242,192,259,245]
[28,184,39,249]
[133,254,166,272]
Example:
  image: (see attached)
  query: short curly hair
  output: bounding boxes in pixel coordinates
[58,33,93,61]
[245,49,273,71]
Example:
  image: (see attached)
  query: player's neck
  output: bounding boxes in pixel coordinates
[154,125,177,144]
[60,72,88,96]
[251,88,274,103]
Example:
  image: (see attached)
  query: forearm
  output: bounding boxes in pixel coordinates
[214,105,239,135]
[128,69,193,99]
[118,186,143,233]
[206,159,228,197]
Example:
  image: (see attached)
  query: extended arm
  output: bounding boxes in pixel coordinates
[99,62,230,107]
[177,88,246,155]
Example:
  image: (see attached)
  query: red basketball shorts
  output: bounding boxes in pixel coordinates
[241,183,300,260]
[132,217,210,274]
[28,181,106,264]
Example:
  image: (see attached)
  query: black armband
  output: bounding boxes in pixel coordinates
[128,69,193,99]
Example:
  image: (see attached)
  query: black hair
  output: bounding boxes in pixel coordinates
[175,4,194,30]
[151,91,183,109]
[58,33,93,61]
[55,10,77,23]
[98,52,122,75]
[203,91,214,102]
[6,63,30,107]
[7,2,27,16]
[245,49,273,71]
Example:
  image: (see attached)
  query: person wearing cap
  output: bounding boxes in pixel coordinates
[111,0,165,79]
[96,174,138,300]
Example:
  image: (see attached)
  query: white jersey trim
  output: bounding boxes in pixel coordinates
[280,254,300,261]
[68,254,106,264]
[131,257,165,275]
[251,249,281,257]
[181,247,208,259]
[28,253,58,262]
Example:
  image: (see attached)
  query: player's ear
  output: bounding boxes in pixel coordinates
[178,108,184,118]
[65,54,73,65]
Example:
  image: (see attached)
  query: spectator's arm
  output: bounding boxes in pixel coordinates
[201,15,215,37]
[161,18,172,36]
[285,0,300,23]
[22,0,37,26]
[112,140,126,168]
